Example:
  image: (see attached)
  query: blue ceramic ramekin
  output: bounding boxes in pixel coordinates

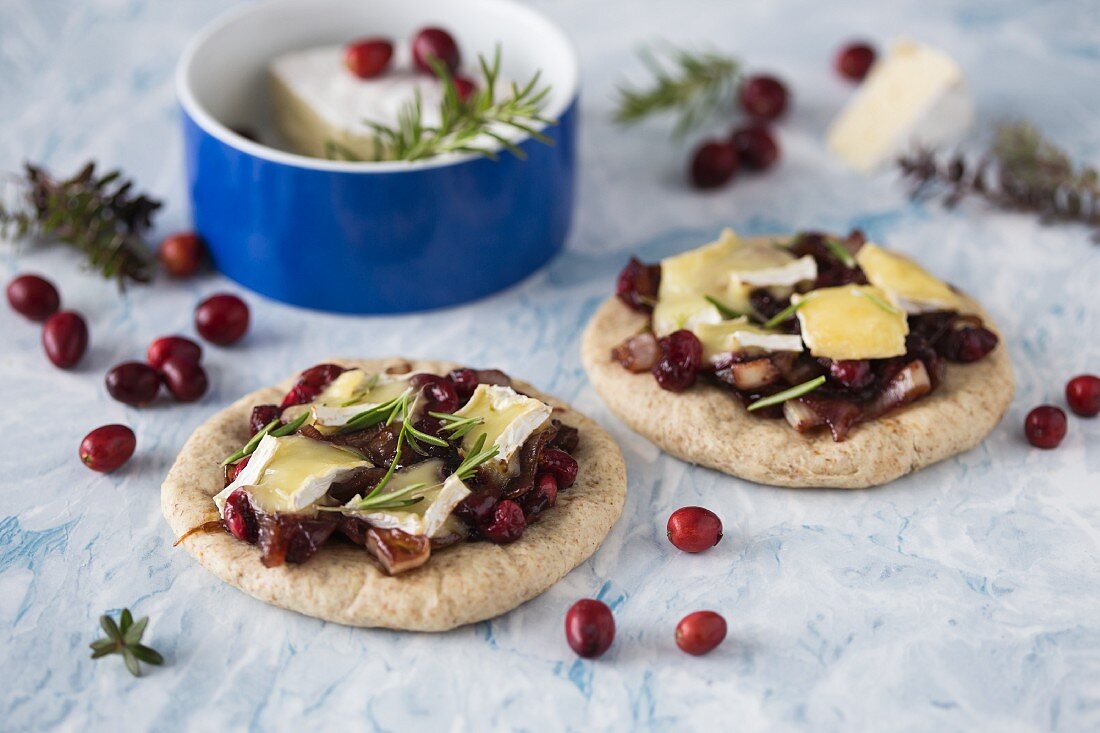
[177,0,578,313]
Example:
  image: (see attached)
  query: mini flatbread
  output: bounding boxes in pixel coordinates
[581,237,1014,489]
[162,358,627,631]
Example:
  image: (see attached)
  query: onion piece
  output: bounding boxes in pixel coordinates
[729,358,782,391]
[783,398,824,432]
[865,360,932,419]
[366,527,431,575]
[610,332,660,373]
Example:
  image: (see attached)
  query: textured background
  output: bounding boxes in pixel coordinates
[2,1,1099,731]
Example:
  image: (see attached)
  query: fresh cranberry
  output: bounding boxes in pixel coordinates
[42,311,88,369]
[250,404,283,435]
[160,354,209,402]
[521,473,559,519]
[480,500,526,544]
[667,506,723,553]
[1066,375,1100,417]
[6,274,59,321]
[344,38,393,79]
[194,293,249,345]
[740,75,789,120]
[938,327,998,363]
[79,424,136,473]
[411,27,461,74]
[652,330,703,392]
[105,361,161,406]
[231,455,251,481]
[731,126,780,171]
[453,75,477,102]
[409,373,459,414]
[223,488,259,543]
[538,448,578,488]
[1024,405,1067,449]
[825,359,873,390]
[615,257,661,312]
[564,599,615,659]
[535,473,558,507]
[158,232,205,278]
[447,368,479,399]
[675,611,727,656]
[835,42,876,81]
[455,491,499,527]
[147,335,203,371]
[281,363,347,410]
[689,140,738,189]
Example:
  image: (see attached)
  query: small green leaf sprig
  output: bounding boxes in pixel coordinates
[221,410,310,466]
[89,608,164,677]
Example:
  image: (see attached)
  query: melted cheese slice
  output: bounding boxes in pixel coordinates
[694,318,804,363]
[214,434,370,515]
[855,243,960,313]
[452,384,552,464]
[344,459,469,538]
[306,369,413,427]
[792,285,909,360]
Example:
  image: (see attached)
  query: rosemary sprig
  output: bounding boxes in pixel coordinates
[428,411,486,440]
[613,45,740,137]
[747,376,826,412]
[762,300,805,329]
[454,433,501,481]
[859,289,902,315]
[351,46,555,163]
[89,608,164,677]
[898,122,1100,242]
[823,239,857,268]
[0,162,159,287]
[341,390,411,433]
[220,410,310,466]
[704,295,744,320]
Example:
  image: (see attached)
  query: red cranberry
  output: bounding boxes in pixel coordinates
[147,335,203,371]
[6,274,60,321]
[652,330,703,392]
[564,599,615,659]
[1066,375,1100,417]
[675,611,727,656]
[740,75,789,120]
[195,293,249,345]
[689,140,738,189]
[826,359,873,390]
[223,488,259,543]
[279,365,345,409]
[939,327,998,363]
[42,311,88,369]
[344,37,393,79]
[411,27,461,74]
[250,404,283,435]
[453,75,477,102]
[105,361,161,406]
[836,42,877,81]
[455,491,499,526]
[409,373,459,413]
[535,473,558,507]
[667,506,723,553]
[615,257,661,312]
[480,500,526,544]
[158,232,206,278]
[160,354,209,402]
[1024,405,1067,449]
[538,448,578,488]
[79,424,136,473]
[447,368,479,400]
[731,125,780,171]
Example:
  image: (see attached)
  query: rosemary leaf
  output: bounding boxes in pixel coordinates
[762,300,805,329]
[747,376,826,412]
[89,608,163,678]
[704,295,744,319]
[823,239,857,268]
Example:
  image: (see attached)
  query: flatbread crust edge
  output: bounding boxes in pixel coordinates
[581,250,1014,489]
[161,358,627,631]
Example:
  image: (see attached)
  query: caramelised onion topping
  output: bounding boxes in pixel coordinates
[366,527,431,575]
[865,359,932,420]
[611,332,660,373]
[726,358,782,391]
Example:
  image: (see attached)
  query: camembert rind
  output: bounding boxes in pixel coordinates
[855,243,961,313]
[694,319,804,363]
[452,385,553,465]
[343,459,469,538]
[306,369,412,428]
[792,285,909,360]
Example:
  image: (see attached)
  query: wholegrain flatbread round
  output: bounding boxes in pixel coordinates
[581,238,1014,489]
[162,358,627,631]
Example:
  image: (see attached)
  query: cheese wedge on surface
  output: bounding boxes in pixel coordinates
[827,40,973,172]
[855,243,960,313]
[452,385,552,464]
[792,285,909,360]
[308,369,412,427]
[214,434,370,515]
[694,318,804,362]
[344,459,469,538]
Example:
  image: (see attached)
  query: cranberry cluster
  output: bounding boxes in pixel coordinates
[344,27,475,101]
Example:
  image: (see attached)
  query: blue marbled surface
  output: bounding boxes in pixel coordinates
[2,1,1099,731]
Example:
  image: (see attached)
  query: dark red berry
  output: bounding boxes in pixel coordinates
[825,359,873,390]
[147,335,203,371]
[231,455,251,481]
[652,330,703,392]
[250,404,283,435]
[836,42,876,81]
[535,473,558,507]
[195,293,249,345]
[42,311,88,369]
[939,327,998,363]
[689,140,738,189]
[740,75,789,120]
[455,491,499,527]
[409,373,459,414]
[105,361,161,406]
[160,354,209,402]
[7,274,60,321]
[447,368,479,399]
[1024,405,1067,449]
[564,599,615,659]
[280,363,347,408]
[452,75,477,102]
[158,232,206,278]
[675,611,727,656]
[411,27,461,74]
[79,424,136,473]
[480,500,526,544]
[1065,374,1100,418]
[538,448,578,488]
[731,125,780,171]
[667,506,723,553]
[223,488,259,543]
[344,37,394,79]
[615,257,661,312]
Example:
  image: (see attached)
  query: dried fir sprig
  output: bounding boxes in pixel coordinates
[898,122,1100,242]
[613,45,740,137]
[89,608,164,677]
[0,162,160,285]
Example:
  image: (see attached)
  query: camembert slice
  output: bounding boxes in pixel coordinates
[452,385,553,464]
[307,369,412,427]
[792,286,909,360]
[345,459,470,538]
[694,318,804,363]
[855,243,960,313]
